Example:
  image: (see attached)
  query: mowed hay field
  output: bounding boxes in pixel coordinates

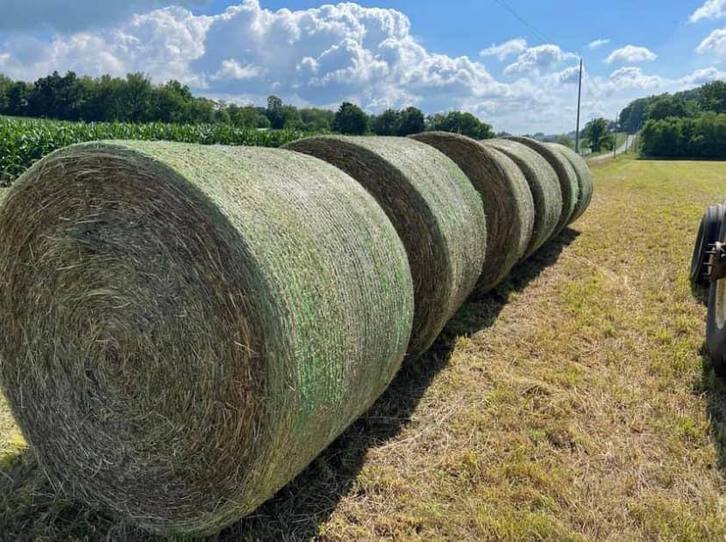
[1,156,726,540]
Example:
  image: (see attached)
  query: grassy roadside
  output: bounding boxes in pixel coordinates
[1,157,726,540]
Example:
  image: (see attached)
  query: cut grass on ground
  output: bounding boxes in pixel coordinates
[1,157,726,540]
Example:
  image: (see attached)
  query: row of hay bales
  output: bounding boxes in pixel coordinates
[0,133,592,536]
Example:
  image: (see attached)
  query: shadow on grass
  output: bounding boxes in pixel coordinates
[691,283,709,306]
[0,229,580,542]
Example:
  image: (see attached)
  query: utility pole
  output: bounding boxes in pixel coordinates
[575,58,583,154]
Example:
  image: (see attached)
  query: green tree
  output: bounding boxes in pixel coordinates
[583,118,614,152]
[619,98,649,133]
[6,81,31,116]
[119,73,155,122]
[645,95,689,121]
[397,106,425,136]
[227,105,259,128]
[78,75,124,121]
[640,113,726,158]
[332,102,368,135]
[298,108,334,131]
[0,74,12,112]
[156,80,194,123]
[370,109,400,135]
[699,81,726,114]
[426,111,494,139]
[186,97,216,124]
[266,95,285,129]
[280,105,302,129]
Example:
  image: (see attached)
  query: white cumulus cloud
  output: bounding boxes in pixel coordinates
[697,27,726,55]
[607,66,662,89]
[504,44,577,75]
[605,45,657,64]
[480,38,527,61]
[690,0,726,23]
[587,39,610,50]
[678,66,726,86]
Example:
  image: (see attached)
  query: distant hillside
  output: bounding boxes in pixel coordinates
[618,81,725,134]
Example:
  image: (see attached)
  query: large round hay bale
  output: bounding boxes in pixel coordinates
[545,142,593,223]
[285,136,487,354]
[410,132,534,292]
[0,141,414,536]
[506,136,579,234]
[483,138,563,258]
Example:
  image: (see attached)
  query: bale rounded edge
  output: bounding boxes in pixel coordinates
[0,140,415,536]
[546,142,593,223]
[483,138,563,258]
[506,136,579,235]
[411,131,534,292]
[285,135,487,354]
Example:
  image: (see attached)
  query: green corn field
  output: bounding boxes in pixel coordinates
[0,116,308,184]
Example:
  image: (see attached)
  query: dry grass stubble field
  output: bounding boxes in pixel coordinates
[1,156,726,540]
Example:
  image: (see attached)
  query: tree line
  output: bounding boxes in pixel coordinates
[0,71,493,139]
[617,80,726,158]
[640,113,726,159]
[618,81,725,134]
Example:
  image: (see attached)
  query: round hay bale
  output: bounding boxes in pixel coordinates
[285,136,487,354]
[410,132,534,292]
[0,141,414,536]
[506,136,579,235]
[545,142,593,223]
[483,138,563,258]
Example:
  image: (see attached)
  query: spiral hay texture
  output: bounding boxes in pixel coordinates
[484,138,563,258]
[546,143,593,223]
[0,141,415,536]
[286,136,487,355]
[507,137,579,234]
[410,132,534,293]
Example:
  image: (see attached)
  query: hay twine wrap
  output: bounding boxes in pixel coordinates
[545,143,593,223]
[484,138,563,258]
[286,135,487,355]
[506,136,579,235]
[411,132,534,293]
[0,141,414,536]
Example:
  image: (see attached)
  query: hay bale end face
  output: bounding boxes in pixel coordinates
[484,138,563,258]
[286,136,487,355]
[411,132,534,292]
[506,136,579,235]
[0,141,414,536]
[545,142,593,223]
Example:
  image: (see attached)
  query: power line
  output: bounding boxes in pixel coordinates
[489,0,553,46]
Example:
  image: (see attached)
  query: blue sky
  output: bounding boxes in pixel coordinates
[0,0,724,133]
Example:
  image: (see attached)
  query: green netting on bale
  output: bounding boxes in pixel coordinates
[507,136,579,235]
[0,141,414,536]
[411,132,534,293]
[484,138,563,258]
[546,143,593,223]
[286,136,486,355]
